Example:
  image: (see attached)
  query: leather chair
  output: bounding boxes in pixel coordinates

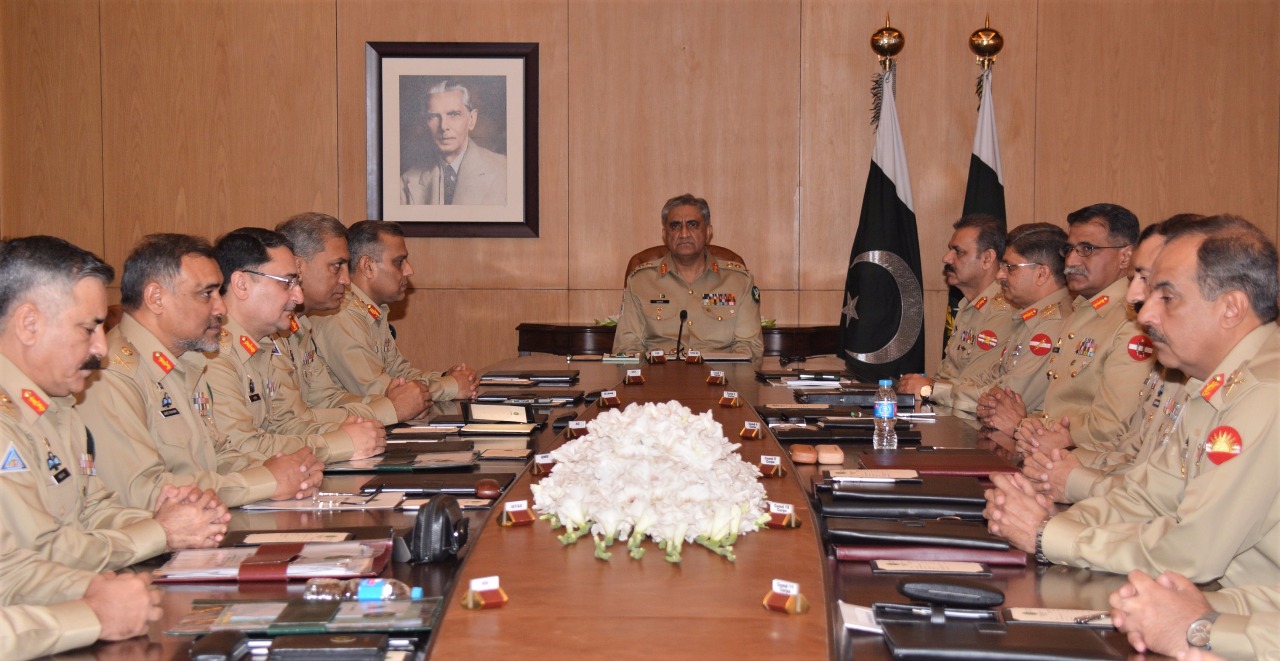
[622,245,746,286]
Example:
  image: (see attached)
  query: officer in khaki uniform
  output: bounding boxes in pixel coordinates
[900,215,1014,397]
[986,217,1280,589]
[206,228,384,463]
[312,221,475,402]
[77,233,320,509]
[279,313,396,425]
[612,193,763,359]
[927,223,1072,412]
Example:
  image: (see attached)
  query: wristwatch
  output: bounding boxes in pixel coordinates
[918,383,933,399]
[1186,611,1219,649]
[1033,520,1050,564]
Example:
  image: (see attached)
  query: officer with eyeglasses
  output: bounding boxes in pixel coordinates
[979,203,1153,458]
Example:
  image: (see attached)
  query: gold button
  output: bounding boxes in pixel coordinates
[717,316,723,321]
[656,315,662,321]
[688,290,694,295]
[1068,332,1075,339]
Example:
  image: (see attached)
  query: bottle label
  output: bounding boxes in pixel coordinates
[874,400,896,419]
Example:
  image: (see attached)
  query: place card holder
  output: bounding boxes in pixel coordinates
[598,390,621,408]
[758,455,785,478]
[532,453,556,475]
[765,501,801,529]
[499,500,535,527]
[684,350,703,364]
[718,390,741,408]
[624,369,646,385]
[646,350,667,364]
[706,370,726,385]
[565,420,589,438]
[739,420,762,439]
[461,576,508,610]
[763,579,809,614]
[237,543,305,582]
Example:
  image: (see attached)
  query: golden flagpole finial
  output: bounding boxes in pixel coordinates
[871,17,904,71]
[969,18,1004,70]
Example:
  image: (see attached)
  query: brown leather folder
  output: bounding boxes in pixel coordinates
[832,544,1027,566]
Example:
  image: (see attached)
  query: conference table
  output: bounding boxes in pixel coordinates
[74,354,1149,660]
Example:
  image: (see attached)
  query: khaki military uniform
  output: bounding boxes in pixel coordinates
[1035,277,1153,450]
[0,527,101,659]
[310,286,459,401]
[204,316,354,463]
[77,315,277,509]
[1063,367,1188,502]
[936,281,1015,382]
[278,314,396,425]
[612,253,763,358]
[1042,323,1280,588]
[0,354,165,576]
[1204,584,1280,660]
[931,287,1073,413]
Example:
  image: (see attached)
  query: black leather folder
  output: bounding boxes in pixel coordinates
[816,491,985,521]
[773,425,923,443]
[824,518,1009,550]
[881,621,1123,660]
[829,476,986,504]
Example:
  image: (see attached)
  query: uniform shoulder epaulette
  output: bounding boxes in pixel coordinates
[217,328,233,350]
[0,387,17,421]
[104,337,141,374]
[991,292,1012,309]
[718,260,750,273]
[628,261,661,279]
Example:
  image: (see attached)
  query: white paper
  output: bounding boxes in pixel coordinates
[838,601,884,634]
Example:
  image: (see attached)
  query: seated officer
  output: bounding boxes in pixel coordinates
[1110,571,1277,661]
[0,236,227,572]
[612,194,763,359]
[206,228,385,462]
[275,213,429,424]
[78,233,321,508]
[898,214,1012,399]
[985,215,1280,588]
[311,221,477,402]
[919,224,1073,413]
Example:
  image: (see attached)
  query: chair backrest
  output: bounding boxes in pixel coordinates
[622,245,746,286]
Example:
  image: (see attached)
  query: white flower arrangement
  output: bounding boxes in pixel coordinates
[530,401,768,563]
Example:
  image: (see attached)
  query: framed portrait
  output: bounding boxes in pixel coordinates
[366,42,539,238]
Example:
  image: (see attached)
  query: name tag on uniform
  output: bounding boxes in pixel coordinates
[649,299,670,304]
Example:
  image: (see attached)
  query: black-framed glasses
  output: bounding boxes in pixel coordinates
[1060,242,1129,258]
[998,261,1041,272]
[243,269,301,289]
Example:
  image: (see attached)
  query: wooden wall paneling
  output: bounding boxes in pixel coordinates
[760,290,800,327]
[0,0,103,248]
[391,289,568,368]
[1034,0,1280,233]
[566,0,802,294]
[336,0,570,291]
[98,0,339,267]
[569,289,623,326]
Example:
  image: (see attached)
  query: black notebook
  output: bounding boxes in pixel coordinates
[359,472,516,495]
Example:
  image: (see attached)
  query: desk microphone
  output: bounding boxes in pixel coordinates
[675,310,687,358]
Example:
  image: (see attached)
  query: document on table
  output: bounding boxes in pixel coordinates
[240,491,404,511]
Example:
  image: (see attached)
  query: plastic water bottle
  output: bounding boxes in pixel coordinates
[303,577,423,601]
[872,379,898,450]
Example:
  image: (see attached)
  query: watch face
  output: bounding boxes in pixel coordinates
[919,384,932,398]
[1187,619,1213,647]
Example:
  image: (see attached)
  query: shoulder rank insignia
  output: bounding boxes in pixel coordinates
[153,351,175,374]
[1200,373,1224,401]
[974,296,988,310]
[367,304,381,320]
[289,315,300,334]
[1021,308,1038,322]
[1205,426,1242,464]
[239,335,258,355]
[120,346,134,356]
[1091,295,1110,310]
[1127,335,1154,361]
[1224,370,1246,396]
[1029,333,1053,356]
[1041,304,1058,318]
[0,391,13,416]
[0,444,28,472]
[20,389,47,415]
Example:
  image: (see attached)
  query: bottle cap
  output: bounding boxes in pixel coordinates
[411,586,424,599]
[879,379,893,387]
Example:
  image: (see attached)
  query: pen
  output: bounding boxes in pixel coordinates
[1073,612,1109,624]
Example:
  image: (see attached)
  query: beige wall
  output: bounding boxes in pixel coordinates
[4,0,1278,374]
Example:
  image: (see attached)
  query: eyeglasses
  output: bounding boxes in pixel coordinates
[998,261,1041,272]
[1060,242,1129,258]
[243,269,302,290]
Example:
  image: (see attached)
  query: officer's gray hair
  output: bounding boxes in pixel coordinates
[661,194,711,226]
[1165,214,1279,324]
[277,212,348,260]
[120,234,217,312]
[0,235,115,328]
[426,80,473,111]
[347,220,405,267]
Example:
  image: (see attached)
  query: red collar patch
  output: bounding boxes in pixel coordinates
[1127,335,1155,361]
[976,330,998,350]
[1201,373,1225,401]
[1205,426,1242,465]
[153,351,174,374]
[239,335,258,356]
[1029,333,1053,356]
[1021,308,1038,321]
[974,296,988,310]
[710,261,719,274]
[659,263,668,275]
[1091,295,1110,310]
[367,304,381,320]
[289,315,300,334]
[20,389,47,415]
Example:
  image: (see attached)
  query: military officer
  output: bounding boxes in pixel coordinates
[77,233,320,508]
[1110,571,1279,660]
[311,221,478,402]
[985,215,1280,588]
[612,194,763,359]
[275,213,428,424]
[0,235,228,572]
[981,204,1152,455]
[899,214,1013,398]
[922,224,1071,412]
[206,228,385,463]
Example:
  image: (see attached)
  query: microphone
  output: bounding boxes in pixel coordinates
[675,310,688,358]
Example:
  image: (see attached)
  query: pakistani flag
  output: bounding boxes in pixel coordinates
[841,67,926,382]
[944,67,1007,356]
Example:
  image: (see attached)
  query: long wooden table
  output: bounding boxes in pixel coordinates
[71,355,1147,659]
